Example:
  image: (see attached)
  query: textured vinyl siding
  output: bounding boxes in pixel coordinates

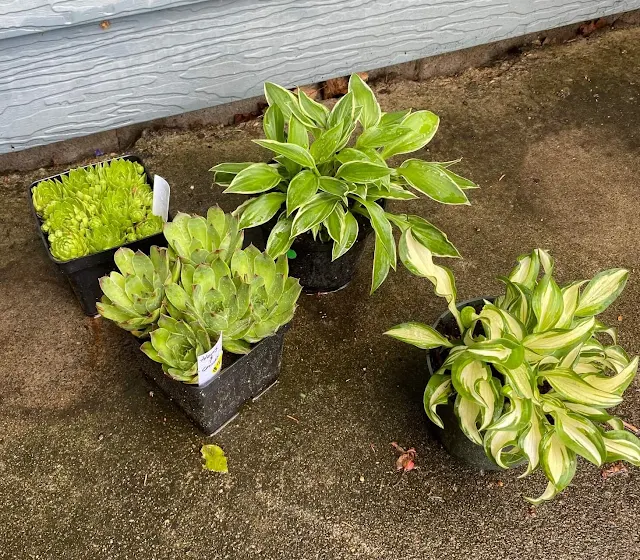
[1,0,638,153]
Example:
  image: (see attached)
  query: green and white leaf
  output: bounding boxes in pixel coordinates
[575,268,629,317]
[423,374,453,429]
[384,322,453,349]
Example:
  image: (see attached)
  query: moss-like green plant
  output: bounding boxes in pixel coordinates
[32,158,162,261]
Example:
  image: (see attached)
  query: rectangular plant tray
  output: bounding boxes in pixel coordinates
[29,155,168,316]
[143,326,289,435]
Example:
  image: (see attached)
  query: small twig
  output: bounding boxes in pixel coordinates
[622,420,640,435]
[286,415,299,424]
[143,474,148,487]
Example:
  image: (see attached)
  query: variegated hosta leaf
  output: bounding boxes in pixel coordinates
[582,356,638,396]
[537,248,554,275]
[605,345,629,371]
[556,281,586,329]
[488,388,532,433]
[523,316,596,356]
[497,278,532,326]
[552,410,606,466]
[384,322,453,349]
[423,374,453,429]
[399,229,462,330]
[465,337,524,369]
[508,250,540,291]
[563,402,611,422]
[527,430,577,505]
[454,394,483,445]
[451,356,491,407]
[518,410,545,477]
[532,274,563,332]
[539,368,622,408]
[483,428,521,469]
[575,268,629,317]
[603,430,640,465]
[477,379,497,430]
[494,361,535,399]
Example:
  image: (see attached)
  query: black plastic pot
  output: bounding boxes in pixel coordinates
[257,204,382,294]
[29,155,167,317]
[143,326,289,435]
[426,297,505,471]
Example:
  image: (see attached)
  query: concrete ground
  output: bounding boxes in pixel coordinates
[2,26,640,560]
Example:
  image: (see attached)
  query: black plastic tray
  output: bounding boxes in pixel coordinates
[29,155,168,316]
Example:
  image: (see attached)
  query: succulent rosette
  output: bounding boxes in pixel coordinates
[32,158,163,261]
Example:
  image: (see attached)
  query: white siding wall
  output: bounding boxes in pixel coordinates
[1,0,638,153]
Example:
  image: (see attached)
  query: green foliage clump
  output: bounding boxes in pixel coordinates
[386,246,640,503]
[32,159,162,261]
[212,74,476,293]
[98,207,301,384]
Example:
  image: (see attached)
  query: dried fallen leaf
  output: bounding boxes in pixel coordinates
[391,442,417,472]
[201,444,228,473]
[601,461,628,480]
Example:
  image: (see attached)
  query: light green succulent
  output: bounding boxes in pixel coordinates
[49,230,89,261]
[32,159,162,261]
[100,207,301,384]
[164,246,301,355]
[386,244,640,504]
[163,207,243,267]
[141,315,212,383]
[97,246,178,336]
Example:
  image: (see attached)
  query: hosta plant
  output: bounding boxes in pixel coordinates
[211,74,476,293]
[98,206,301,384]
[32,158,163,261]
[385,246,640,503]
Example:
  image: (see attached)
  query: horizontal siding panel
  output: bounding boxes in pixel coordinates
[1,0,638,153]
[0,0,206,40]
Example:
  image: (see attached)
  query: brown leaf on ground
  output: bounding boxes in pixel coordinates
[322,77,349,98]
[579,18,609,37]
[295,84,321,100]
[322,72,369,99]
[601,461,628,479]
[391,442,417,472]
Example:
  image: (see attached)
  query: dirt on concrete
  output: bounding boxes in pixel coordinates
[1,26,640,560]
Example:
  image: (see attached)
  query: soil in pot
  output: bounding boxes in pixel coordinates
[426,297,519,471]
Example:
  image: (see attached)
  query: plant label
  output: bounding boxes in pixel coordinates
[197,336,223,386]
[152,175,171,222]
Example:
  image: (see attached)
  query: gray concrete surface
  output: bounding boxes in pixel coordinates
[1,26,640,560]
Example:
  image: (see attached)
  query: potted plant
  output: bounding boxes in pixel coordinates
[385,240,640,504]
[211,74,475,294]
[29,156,166,315]
[97,206,302,434]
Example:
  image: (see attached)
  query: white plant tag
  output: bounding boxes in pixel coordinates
[197,336,223,386]
[152,175,170,222]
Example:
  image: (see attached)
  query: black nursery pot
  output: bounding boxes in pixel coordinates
[426,297,504,471]
[29,155,167,316]
[143,326,289,435]
[257,203,382,294]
